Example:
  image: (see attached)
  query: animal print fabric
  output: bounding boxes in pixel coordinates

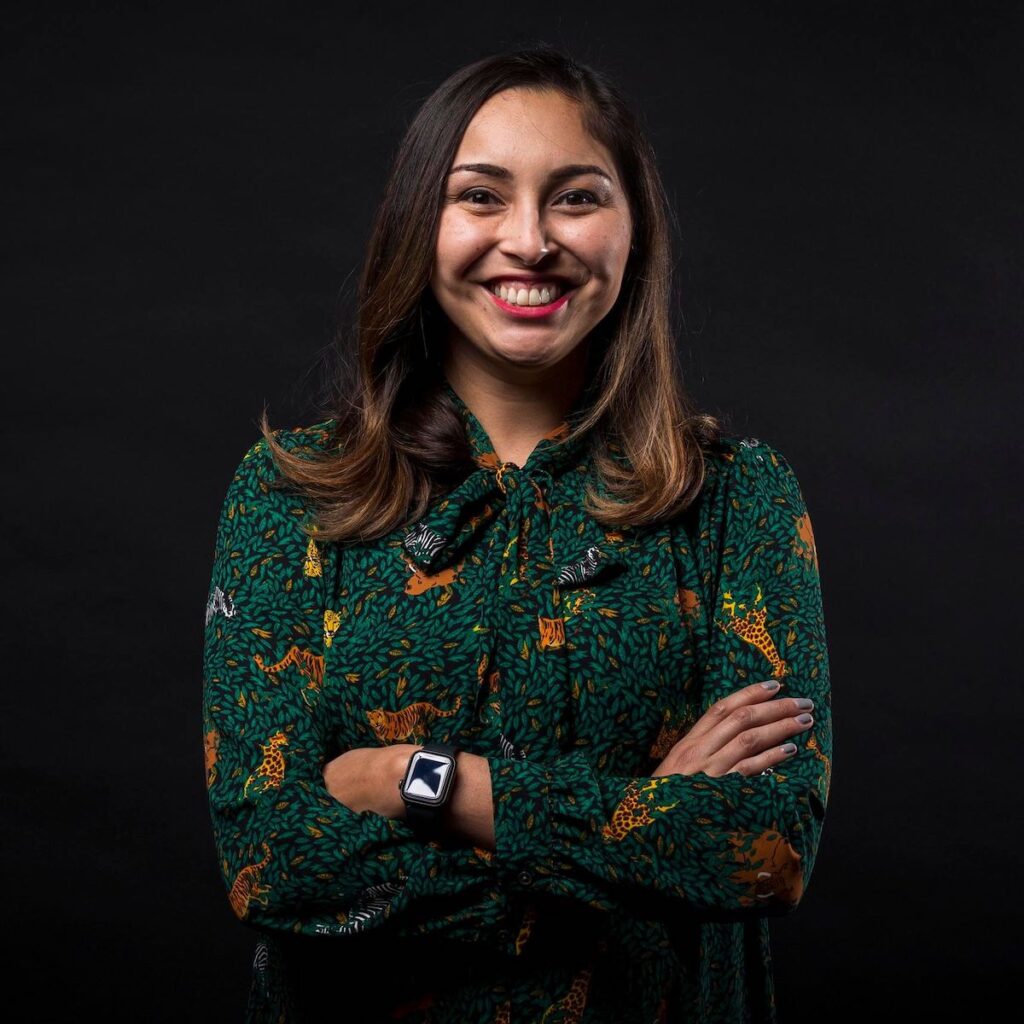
[202,378,832,1023]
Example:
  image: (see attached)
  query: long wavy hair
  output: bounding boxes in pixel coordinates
[257,43,724,545]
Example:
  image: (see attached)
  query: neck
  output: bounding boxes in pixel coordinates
[441,346,588,467]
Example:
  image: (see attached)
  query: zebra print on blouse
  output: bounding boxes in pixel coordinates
[556,545,604,586]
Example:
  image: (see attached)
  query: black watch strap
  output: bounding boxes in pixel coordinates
[404,797,442,832]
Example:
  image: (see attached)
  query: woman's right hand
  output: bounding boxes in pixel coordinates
[651,679,815,779]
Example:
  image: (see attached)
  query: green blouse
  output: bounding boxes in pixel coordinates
[202,379,832,1023]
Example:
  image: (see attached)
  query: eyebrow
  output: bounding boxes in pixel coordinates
[447,162,614,185]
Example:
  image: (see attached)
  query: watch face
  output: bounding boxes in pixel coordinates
[403,752,453,805]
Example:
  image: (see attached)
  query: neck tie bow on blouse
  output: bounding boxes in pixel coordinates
[400,379,632,756]
[402,380,626,599]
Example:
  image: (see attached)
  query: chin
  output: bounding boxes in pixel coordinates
[487,340,568,367]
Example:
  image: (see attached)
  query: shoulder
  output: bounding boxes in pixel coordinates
[695,433,809,525]
[703,432,802,489]
[233,418,338,478]
[215,419,338,542]
[674,434,815,581]
[210,421,340,585]
[224,418,339,495]
[273,418,340,458]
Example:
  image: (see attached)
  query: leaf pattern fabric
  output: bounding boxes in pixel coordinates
[202,379,832,1023]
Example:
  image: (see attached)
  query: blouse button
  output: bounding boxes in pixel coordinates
[497,928,511,942]
[516,869,534,887]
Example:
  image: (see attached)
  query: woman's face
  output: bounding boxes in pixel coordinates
[430,87,633,382]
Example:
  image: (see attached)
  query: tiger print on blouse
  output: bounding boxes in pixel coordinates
[227,842,273,921]
[365,695,464,744]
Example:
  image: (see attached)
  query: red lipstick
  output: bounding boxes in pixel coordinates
[484,284,577,319]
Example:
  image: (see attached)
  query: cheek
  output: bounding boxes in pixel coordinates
[582,247,626,285]
[435,214,490,276]
[565,221,631,276]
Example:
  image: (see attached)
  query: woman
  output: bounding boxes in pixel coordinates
[202,44,832,1023]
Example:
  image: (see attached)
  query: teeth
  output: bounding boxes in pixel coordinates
[490,282,563,306]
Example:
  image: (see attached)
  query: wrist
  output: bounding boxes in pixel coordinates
[391,744,423,818]
[396,742,462,835]
[445,751,494,850]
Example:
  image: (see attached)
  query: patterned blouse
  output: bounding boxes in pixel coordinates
[202,378,832,1023]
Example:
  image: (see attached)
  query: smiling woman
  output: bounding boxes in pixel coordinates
[202,42,832,1024]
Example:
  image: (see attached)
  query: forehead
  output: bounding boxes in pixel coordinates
[454,88,611,169]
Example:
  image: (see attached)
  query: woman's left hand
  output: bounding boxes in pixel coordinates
[323,744,421,819]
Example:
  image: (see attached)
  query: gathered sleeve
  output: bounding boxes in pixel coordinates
[202,434,507,940]
[484,439,832,921]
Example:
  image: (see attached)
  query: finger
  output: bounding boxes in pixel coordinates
[691,685,809,754]
[685,679,787,742]
[704,711,814,776]
[727,741,801,778]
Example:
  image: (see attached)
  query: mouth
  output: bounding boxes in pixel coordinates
[481,281,580,319]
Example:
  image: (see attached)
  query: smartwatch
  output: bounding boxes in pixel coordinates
[397,742,460,837]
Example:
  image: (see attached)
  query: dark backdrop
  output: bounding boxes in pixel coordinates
[3,3,1020,1020]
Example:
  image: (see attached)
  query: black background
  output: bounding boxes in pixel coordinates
[3,2,1020,1020]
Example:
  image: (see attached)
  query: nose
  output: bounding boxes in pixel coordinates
[498,202,557,264]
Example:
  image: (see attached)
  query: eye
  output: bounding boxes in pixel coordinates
[560,190,599,206]
[460,188,495,205]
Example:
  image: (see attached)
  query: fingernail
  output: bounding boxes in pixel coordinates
[781,743,798,755]
[761,680,780,690]
[795,713,813,724]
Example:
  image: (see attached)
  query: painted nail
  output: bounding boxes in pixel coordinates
[761,680,780,690]
[795,698,814,710]
[795,713,813,725]
[781,743,798,755]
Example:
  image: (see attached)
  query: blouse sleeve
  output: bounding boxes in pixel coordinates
[483,439,833,921]
[202,435,507,941]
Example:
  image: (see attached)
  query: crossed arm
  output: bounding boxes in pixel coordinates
[324,668,819,853]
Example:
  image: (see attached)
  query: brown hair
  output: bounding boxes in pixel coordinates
[257,43,724,545]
